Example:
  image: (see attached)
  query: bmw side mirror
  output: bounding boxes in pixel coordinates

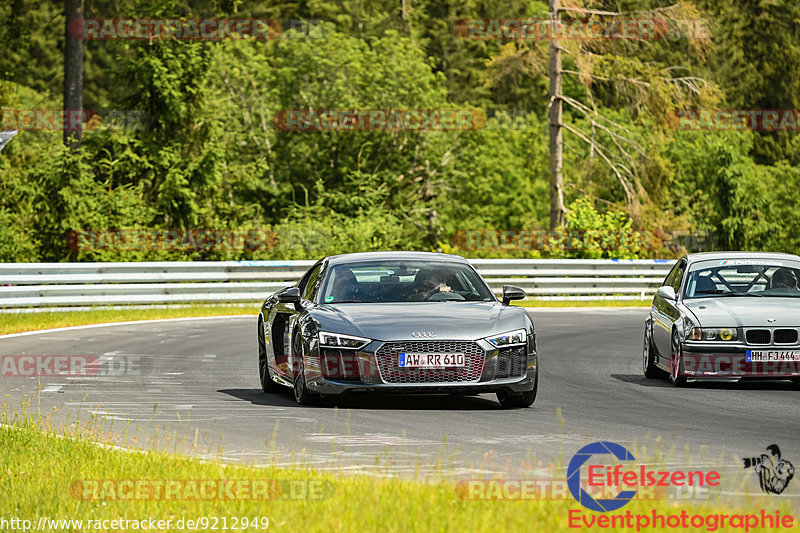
[279,287,301,304]
[502,285,526,305]
[656,286,676,301]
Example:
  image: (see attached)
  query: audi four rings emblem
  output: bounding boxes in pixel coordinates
[411,331,437,338]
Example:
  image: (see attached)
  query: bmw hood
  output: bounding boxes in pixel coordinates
[684,298,800,327]
[310,301,531,342]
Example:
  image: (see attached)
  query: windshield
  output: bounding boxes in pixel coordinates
[684,262,800,299]
[319,261,495,304]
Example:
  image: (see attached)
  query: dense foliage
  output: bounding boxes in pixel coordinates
[1,0,798,261]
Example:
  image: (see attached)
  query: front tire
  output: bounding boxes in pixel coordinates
[258,318,281,393]
[669,330,687,387]
[496,373,538,408]
[292,331,321,406]
[643,323,662,379]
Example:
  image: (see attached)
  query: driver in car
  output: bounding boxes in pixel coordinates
[410,268,452,301]
[771,268,799,290]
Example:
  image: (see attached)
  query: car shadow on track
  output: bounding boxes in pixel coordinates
[610,374,673,388]
[611,373,799,391]
[218,388,298,406]
[218,388,504,410]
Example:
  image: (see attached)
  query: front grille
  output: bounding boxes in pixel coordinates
[496,346,527,378]
[773,329,798,344]
[320,349,361,381]
[745,329,771,345]
[375,341,484,384]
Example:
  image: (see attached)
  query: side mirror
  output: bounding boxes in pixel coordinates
[278,287,301,304]
[502,285,526,305]
[656,286,677,301]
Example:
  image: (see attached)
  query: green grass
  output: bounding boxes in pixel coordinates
[3,417,787,533]
[0,305,256,336]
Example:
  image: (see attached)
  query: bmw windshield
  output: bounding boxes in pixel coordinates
[319,261,495,304]
[684,260,800,299]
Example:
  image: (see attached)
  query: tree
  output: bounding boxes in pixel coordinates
[489,1,720,227]
[63,0,84,148]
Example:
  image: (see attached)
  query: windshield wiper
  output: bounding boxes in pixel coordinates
[695,290,762,297]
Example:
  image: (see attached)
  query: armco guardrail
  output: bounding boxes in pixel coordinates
[0,259,676,308]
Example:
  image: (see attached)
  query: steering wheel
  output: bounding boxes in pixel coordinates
[426,290,465,301]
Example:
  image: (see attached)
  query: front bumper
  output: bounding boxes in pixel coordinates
[303,338,537,396]
[680,342,800,380]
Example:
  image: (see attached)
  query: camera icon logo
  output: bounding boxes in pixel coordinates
[742,444,795,495]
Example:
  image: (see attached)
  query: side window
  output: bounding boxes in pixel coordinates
[663,261,686,292]
[297,263,320,294]
[301,264,322,301]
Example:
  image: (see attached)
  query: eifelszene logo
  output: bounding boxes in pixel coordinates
[567,441,721,512]
[743,444,795,495]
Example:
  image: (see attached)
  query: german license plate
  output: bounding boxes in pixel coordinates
[398,353,465,368]
[746,350,800,362]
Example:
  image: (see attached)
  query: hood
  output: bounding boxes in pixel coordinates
[309,301,530,342]
[684,297,800,327]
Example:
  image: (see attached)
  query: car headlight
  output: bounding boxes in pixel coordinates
[485,329,527,347]
[318,331,370,349]
[688,328,738,341]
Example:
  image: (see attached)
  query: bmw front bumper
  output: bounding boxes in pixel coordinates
[680,341,800,381]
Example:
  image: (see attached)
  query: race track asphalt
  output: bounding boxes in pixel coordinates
[2,309,798,494]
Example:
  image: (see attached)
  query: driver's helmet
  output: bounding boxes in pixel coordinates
[413,268,444,290]
[330,268,358,301]
[771,267,798,289]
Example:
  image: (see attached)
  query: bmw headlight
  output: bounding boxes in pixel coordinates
[688,328,738,341]
[318,331,370,349]
[485,329,527,347]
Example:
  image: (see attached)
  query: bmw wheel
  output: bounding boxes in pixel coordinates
[669,330,687,387]
[643,323,662,379]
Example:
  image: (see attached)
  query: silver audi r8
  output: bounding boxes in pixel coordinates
[257,251,538,407]
[643,251,800,386]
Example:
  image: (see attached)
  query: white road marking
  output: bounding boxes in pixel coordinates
[304,433,439,446]
[468,434,585,444]
[0,315,251,340]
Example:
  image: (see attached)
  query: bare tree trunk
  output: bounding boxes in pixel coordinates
[423,159,442,252]
[401,0,414,42]
[548,0,566,230]
[64,0,83,149]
